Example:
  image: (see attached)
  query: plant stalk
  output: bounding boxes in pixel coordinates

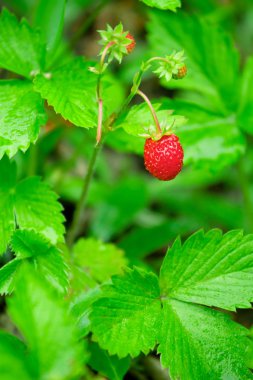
[66,141,102,247]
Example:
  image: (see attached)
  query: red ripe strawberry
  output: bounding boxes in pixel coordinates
[144,134,184,181]
[172,64,187,80]
[126,33,136,53]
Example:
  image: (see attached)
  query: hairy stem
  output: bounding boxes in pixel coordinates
[66,141,102,247]
[137,89,162,135]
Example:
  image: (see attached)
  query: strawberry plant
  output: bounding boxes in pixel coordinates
[1,0,253,379]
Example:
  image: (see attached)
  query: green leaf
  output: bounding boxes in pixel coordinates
[7,264,86,380]
[70,287,101,339]
[34,58,97,128]
[0,157,16,253]
[0,157,65,253]
[91,177,149,240]
[237,57,253,134]
[158,299,252,380]
[34,0,66,63]
[34,58,123,128]
[0,259,21,294]
[161,98,245,170]
[0,331,34,380]
[160,229,253,311]
[73,238,128,284]
[116,102,186,138]
[0,9,45,77]
[147,11,240,113]
[140,0,181,11]
[90,267,161,357]
[15,176,65,244]
[106,128,144,155]
[0,80,47,158]
[0,229,68,294]
[88,342,131,380]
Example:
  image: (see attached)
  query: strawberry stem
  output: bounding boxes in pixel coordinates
[96,41,115,144]
[136,89,162,136]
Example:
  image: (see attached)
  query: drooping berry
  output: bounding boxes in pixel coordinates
[126,33,136,53]
[172,64,187,80]
[144,134,184,181]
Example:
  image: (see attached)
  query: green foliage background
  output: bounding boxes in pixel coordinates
[0,0,253,379]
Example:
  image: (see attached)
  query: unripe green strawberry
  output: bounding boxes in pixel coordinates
[144,134,184,181]
[172,64,187,79]
[126,33,136,53]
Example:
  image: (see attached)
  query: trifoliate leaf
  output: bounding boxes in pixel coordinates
[0,331,34,380]
[139,0,181,11]
[90,267,161,357]
[147,11,239,113]
[0,80,47,158]
[0,229,68,294]
[116,102,186,138]
[34,58,123,128]
[158,300,252,380]
[0,9,45,77]
[88,342,131,380]
[160,229,253,311]
[73,238,128,284]
[0,157,65,254]
[7,264,86,380]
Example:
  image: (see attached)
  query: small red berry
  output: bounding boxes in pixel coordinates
[126,33,136,53]
[144,134,184,181]
[172,64,187,80]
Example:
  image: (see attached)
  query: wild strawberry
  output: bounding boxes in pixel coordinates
[144,134,184,181]
[126,33,136,53]
[172,64,187,80]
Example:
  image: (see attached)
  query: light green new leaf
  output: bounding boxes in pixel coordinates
[0,229,68,294]
[139,0,181,11]
[160,229,253,311]
[70,287,101,338]
[0,157,65,254]
[116,102,186,137]
[88,342,131,380]
[158,300,252,380]
[73,238,128,284]
[15,176,65,244]
[34,0,66,63]
[34,58,124,128]
[0,9,45,77]
[90,267,161,357]
[0,80,47,158]
[161,98,245,170]
[8,265,86,380]
[237,57,253,134]
[147,11,240,113]
[0,331,34,380]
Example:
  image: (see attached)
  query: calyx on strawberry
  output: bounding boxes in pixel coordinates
[144,134,184,181]
[126,33,136,53]
[172,64,187,80]
[98,23,135,63]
